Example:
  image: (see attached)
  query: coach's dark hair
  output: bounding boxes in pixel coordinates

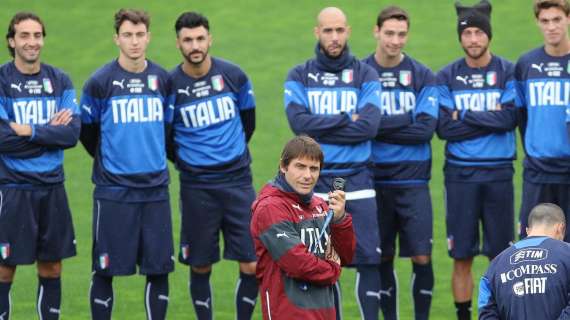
[528,203,566,228]
[376,6,410,29]
[6,12,46,58]
[279,135,324,169]
[114,8,150,34]
[534,0,570,17]
[175,12,210,35]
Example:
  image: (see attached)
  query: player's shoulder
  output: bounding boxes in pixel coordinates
[212,57,246,74]
[360,53,375,66]
[146,60,170,78]
[86,60,117,84]
[491,54,515,71]
[286,61,312,82]
[39,62,72,79]
[516,46,545,66]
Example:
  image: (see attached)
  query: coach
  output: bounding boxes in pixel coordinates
[250,135,355,320]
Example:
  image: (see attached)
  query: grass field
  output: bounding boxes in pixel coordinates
[1,0,543,319]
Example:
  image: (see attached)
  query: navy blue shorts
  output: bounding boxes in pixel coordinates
[519,180,570,241]
[92,198,174,276]
[445,180,514,259]
[376,184,433,257]
[179,185,256,266]
[0,185,76,266]
[315,169,381,265]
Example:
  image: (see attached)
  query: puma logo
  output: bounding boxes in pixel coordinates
[456,75,469,85]
[531,63,544,73]
[0,312,6,320]
[284,89,292,96]
[49,308,61,314]
[94,297,112,308]
[112,79,125,89]
[292,203,302,211]
[366,290,382,301]
[194,298,210,309]
[242,296,256,306]
[158,294,169,301]
[178,86,191,96]
[428,96,437,107]
[379,286,394,297]
[276,232,289,239]
[308,73,320,82]
[419,289,433,296]
[10,83,22,92]
[82,105,92,115]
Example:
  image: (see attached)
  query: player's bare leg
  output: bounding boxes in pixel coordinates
[37,261,62,320]
[236,262,257,320]
[452,258,474,320]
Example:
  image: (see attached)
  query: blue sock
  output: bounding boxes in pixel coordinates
[190,270,212,320]
[333,282,342,320]
[355,265,381,320]
[90,274,113,320]
[37,276,61,320]
[145,274,169,320]
[412,262,433,320]
[379,260,397,320]
[0,282,11,320]
[235,272,257,320]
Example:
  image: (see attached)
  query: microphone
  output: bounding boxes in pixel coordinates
[314,177,345,252]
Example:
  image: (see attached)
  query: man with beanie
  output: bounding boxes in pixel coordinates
[362,6,438,320]
[283,7,382,319]
[251,135,356,320]
[436,1,518,319]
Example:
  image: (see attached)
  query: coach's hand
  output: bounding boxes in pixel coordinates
[325,242,341,266]
[328,190,346,222]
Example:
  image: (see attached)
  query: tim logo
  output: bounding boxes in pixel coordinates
[509,248,548,265]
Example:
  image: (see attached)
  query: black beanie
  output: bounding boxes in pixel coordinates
[455,0,492,41]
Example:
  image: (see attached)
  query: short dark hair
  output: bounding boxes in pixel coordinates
[280,135,324,169]
[114,8,150,34]
[528,203,566,228]
[6,12,46,58]
[534,0,570,18]
[376,6,410,29]
[175,12,210,35]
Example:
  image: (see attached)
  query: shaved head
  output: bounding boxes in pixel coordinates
[317,7,347,27]
[314,7,351,58]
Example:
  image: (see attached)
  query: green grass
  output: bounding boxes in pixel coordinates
[2,0,540,318]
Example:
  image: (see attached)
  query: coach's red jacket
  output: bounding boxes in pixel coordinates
[250,183,356,320]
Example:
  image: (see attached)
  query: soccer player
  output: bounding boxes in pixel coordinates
[79,9,173,320]
[517,0,570,242]
[250,135,356,320]
[436,1,518,319]
[167,12,258,320]
[479,203,570,319]
[0,12,79,320]
[362,6,438,320]
[284,7,382,319]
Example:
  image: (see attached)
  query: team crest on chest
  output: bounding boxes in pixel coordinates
[341,69,353,84]
[485,71,497,86]
[42,78,53,94]
[211,75,224,91]
[399,70,411,86]
[147,75,158,91]
[0,243,10,259]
